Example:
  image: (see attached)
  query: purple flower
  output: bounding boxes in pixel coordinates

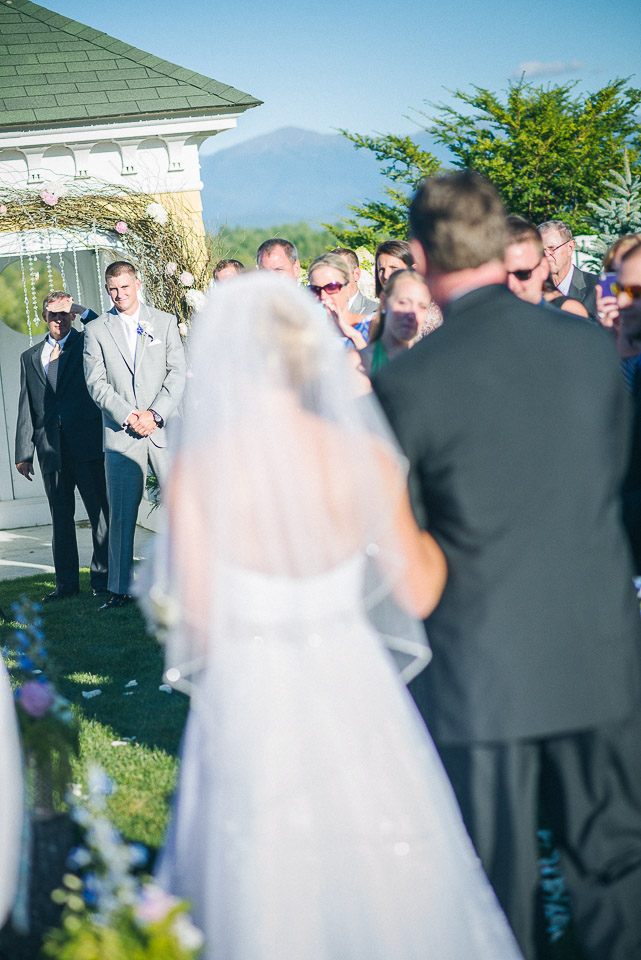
[114,221,128,234]
[17,680,55,717]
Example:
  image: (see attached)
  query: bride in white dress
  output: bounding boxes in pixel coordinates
[143,273,523,960]
[0,653,23,928]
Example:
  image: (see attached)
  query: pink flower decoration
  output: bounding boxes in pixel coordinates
[0,204,7,215]
[164,262,178,277]
[115,221,128,234]
[179,271,194,287]
[18,680,55,718]
[134,884,180,925]
[40,190,58,207]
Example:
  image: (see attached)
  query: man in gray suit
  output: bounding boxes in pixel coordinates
[332,247,379,315]
[538,219,599,317]
[83,261,186,610]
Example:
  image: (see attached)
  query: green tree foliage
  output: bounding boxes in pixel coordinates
[0,259,64,335]
[212,221,337,269]
[328,135,442,249]
[333,78,641,249]
[580,150,641,270]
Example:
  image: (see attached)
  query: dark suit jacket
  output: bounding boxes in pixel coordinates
[622,362,641,572]
[15,327,103,474]
[375,284,641,744]
[567,266,599,317]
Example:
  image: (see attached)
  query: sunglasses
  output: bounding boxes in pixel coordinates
[507,265,540,281]
[308,281,347,297]
[613,283,641,301]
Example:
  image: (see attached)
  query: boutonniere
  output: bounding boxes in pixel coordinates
[136,319,154,341]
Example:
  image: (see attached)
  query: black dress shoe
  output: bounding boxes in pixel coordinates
[99,593,135,611]
[42,589,79,603]
[92,588,110,597]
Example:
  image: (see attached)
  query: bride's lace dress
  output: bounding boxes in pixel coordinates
[156,556,522,960]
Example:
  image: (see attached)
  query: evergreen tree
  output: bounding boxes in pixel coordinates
[579,150,641,270]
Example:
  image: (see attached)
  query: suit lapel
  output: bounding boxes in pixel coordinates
[134,303,152,371]
[30,340,48,388]
[105,308,135,375]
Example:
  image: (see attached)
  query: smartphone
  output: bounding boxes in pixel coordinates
[599,272,618,298]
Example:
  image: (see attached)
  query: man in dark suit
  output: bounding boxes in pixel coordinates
[15,292,109,602]
[538,219,599,317]
[374,171,641,960]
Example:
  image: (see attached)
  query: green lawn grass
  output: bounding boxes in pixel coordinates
[0,568,189,853]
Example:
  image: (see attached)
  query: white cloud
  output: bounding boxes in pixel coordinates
[512,60,584,79]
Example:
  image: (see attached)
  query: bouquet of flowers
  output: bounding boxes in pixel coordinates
[42,767,203,960]
[3,598,79,810]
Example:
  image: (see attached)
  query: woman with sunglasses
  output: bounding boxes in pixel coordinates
[308,253,370,348]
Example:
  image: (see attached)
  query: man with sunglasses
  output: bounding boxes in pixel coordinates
[15,292,109,602]
[505,217,588,316]
[538,220,598,317]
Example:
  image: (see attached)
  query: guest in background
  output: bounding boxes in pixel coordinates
[538,220,598,317]
[374,240,415,297]
[616,242,641,573]
[332,247,379,315]
[213,259,245,282]
[595,234,641,336]
[15,291,109,602]
[354,270,432,392]
[256,238,300,280]
[308,253,370,348]
[505,217,588,317]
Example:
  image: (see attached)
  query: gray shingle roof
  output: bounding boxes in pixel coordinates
[0,0,262,130]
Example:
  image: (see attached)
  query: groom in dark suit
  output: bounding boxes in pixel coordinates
[374,171,641,960]
[15,292,109,601]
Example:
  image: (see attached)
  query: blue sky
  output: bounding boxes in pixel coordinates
[45,0,641,155]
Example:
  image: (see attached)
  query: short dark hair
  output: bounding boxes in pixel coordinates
[213,258,245,279]
[42,290,71,315]
[374,240,414,296]
[331,247,359,271]
[506,216,543,257]
[409,170,507,273]
[105,260,137,281]
[256,238,299,267]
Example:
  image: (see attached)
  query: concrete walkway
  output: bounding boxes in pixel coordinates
[0,522,155,581]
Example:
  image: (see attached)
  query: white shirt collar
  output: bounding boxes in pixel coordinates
[46,329,72,349]
[556,263,575,297]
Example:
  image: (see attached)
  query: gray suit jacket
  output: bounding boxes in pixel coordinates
[567,266,599,318]
[350,290,379,316]
[83,302,186,459]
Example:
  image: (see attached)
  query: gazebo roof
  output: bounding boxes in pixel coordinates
[0,0,262,131]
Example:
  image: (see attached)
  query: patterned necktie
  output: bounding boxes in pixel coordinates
[47,340,61,390]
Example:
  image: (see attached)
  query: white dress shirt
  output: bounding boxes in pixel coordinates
[557,264,575,297]
[116,305,141,361]
[41,330,72,373]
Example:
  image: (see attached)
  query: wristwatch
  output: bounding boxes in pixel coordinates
[148,409,164,427]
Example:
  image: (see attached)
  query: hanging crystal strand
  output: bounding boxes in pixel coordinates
[53,216,67,290]
[72,241,83,306]
[27,251,40,331]
[93,219,105,312]
[44,233,54,289]
[19,237,33,345]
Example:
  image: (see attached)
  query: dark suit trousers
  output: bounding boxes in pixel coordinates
[437,711,641,960]
[42,430,109,592]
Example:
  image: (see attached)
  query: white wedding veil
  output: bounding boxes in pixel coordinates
[141,272,431,690]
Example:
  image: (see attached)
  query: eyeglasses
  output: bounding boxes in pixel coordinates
[308,281,348,297]
[507,265,540,281]
[613,283,641,301]
[543,239,572,258]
